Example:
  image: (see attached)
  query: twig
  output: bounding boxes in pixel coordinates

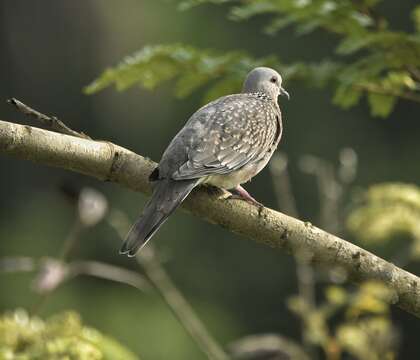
[69,260,150,291]
[269,155,316,357]
[0,256,35,272]
[269,153,299,218]
[229,334,310,360]
[138,248,229,360]
[58,219,84,260]
[31,217,84,314]
[354,84,420,103]
[294,250,317,358]
[7,98,91,139]
[32,186,109,311]
[407,66,420,83]
[299,155,341,234]
[350,0,387,31]
[107,209,229,360]
[0,256,149,293]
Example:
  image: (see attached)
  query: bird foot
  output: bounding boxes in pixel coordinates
[228,185,263,207]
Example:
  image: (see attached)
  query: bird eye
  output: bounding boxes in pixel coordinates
[270,76,277,83]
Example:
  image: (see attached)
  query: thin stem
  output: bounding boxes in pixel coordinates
[138,248,229,360]
[58,219,84,260]
[69,260,150,291]
[32,214,83,314]
[407,66,420,83]
[107,209,229,360]
[31,286,51,315]
[354,84,420,103]
[0,256,35,273]
[294,250,317,358]
[269,154,316,358]
[7,98,91,139]
[269,153,299,217]
[299,156,341,234]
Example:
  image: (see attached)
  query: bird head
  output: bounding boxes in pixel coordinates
[242,67,289,101]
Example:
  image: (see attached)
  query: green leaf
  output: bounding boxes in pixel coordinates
[336,35,375,55]
[203,76,242,103]
[86,0,420,119]
[347,183,420,249]
[264,16,295,34]
[412,5,420,33]
[325,286,348,306]
[177,0,231,11]
[347,281,394,317]
[85,44,243,95]
[85,43,287,102]
[333,85,363,108]
[174,72,211,98]
[367,92,397,117]
[361,0,383,6]
[337,317,396,359]
[230,2,277,21]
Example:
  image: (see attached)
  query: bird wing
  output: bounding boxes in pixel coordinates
[166,94,280,180]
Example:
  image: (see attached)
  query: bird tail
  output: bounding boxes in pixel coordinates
[120,179,198,257]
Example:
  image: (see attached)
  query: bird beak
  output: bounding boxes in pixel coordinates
[280,87,290,100]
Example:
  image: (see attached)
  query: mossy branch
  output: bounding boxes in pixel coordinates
[1,119,420,318]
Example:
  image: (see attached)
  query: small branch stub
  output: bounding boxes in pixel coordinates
[7,98,91,139]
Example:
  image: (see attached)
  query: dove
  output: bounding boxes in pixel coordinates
[120,67,289,256]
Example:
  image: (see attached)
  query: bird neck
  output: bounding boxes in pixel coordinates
[245,91,277,103]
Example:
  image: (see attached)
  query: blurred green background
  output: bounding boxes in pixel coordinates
[1,1,420,359]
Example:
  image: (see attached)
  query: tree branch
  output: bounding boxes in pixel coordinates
[1,119,420,318]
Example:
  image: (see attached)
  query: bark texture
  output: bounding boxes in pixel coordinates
[1,119,419,317]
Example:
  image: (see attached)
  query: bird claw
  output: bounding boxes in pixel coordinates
[227,185,263,207]
[227,194,263,207]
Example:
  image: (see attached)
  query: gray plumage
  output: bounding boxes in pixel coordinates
[120,67,289,256]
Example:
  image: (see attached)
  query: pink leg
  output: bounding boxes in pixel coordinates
[228,185,262,206]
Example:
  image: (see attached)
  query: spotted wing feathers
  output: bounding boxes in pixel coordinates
[169,94,280,180]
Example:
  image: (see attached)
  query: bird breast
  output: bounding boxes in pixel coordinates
[203,150,274,189]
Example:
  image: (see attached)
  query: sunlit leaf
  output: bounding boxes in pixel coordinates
[87,1,420,119]
[347,281,395,318]
[336,35,375,55]
[412,5,420,33]
[325,286,347,306]
[333,85,363,108]
[177,0,232,11]
[347,183,420,259]
[337,317,397,360]
[85,44,274,99]
[367,92,398,117]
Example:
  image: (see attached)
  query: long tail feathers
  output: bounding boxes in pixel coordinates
[120,179,198,257]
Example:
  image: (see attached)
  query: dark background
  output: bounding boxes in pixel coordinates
[1,1,419,358]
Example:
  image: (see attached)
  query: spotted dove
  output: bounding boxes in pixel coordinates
[120,67,289,256]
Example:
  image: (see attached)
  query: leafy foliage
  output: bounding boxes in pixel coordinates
[86,0,420,117]
[288,281,397,359]
[85,44,272,102]
[347,183,420,259]
[85,44,338,104]
[0,309,139,360]
[225,280,397,360]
